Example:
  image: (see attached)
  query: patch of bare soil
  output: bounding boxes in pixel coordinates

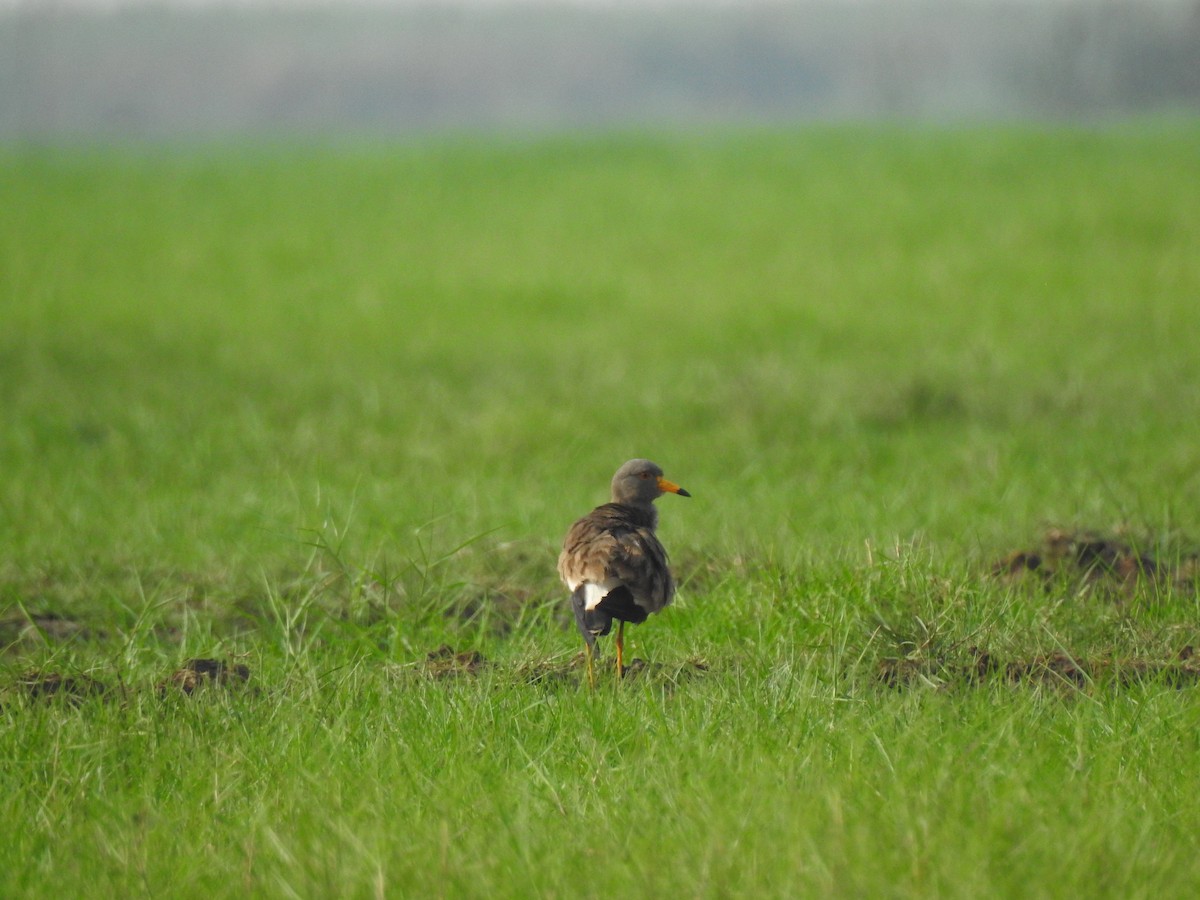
[0,612,97,649]
[158,658,252,696]
[4,658,253,706]
[991,527,1198,595]
[877,646,1200,690]
[13,670,111,704]
[420,645,490,678]
[516,652,710,686]
[406,647,709,686]
[620,657,710,682]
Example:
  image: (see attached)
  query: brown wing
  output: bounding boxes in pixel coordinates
[558,503,675,614]
[606,525,674,613]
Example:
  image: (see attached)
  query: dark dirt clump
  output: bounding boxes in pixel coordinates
[421,645,489,678]
[877,645,1200,691]
[620,657,710,683]
[159,658,252,696]
[408,649,712,686]
[13,671,111,704]
[0,612,98,650]
[991,527,1198,596]
[516,653,710,687]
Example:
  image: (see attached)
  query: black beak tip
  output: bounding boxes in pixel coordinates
[677,487,692,498]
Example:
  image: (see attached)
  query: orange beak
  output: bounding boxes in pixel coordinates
[657,477,691,498]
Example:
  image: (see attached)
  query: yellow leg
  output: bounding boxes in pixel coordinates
[615,621,625,678]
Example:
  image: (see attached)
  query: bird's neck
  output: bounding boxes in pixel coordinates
[609,499,658,530]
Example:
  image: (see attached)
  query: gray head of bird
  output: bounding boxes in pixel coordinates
[610,459,691,507]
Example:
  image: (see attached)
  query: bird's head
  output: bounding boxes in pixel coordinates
[610,458,691,507]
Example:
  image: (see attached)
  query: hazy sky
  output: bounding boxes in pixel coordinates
[1,0,757,9]
[0,0,1101,12]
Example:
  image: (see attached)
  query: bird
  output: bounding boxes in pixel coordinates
[558,458,690,685]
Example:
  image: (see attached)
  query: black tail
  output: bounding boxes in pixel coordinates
[595,585,649,625]
[571,586,612,650]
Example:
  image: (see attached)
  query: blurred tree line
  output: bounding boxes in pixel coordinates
[2,0,1198,138]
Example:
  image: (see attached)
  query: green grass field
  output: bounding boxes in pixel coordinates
[3,125,1200,897]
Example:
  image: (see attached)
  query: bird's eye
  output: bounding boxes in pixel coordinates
[639,472,652,479]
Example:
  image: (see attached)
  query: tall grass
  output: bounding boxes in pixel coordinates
[2,125,1200,896]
